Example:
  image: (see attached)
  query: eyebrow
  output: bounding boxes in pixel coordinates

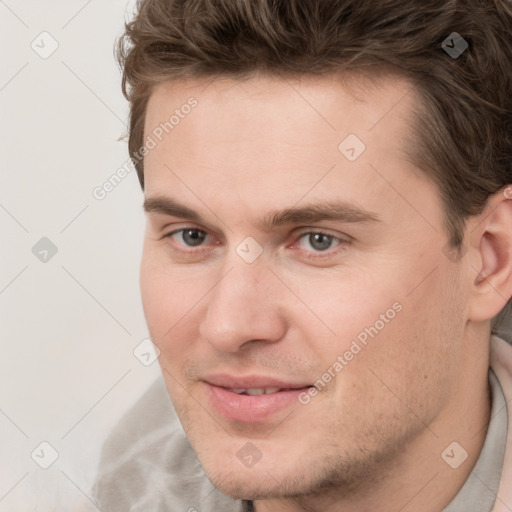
[143,195,382,229]
[264,202,381,229]
[144,196,201,221]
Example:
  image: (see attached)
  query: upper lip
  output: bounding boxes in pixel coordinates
[203,374,312,390]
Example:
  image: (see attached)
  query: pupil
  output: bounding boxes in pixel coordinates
[310,233,332,251]
[184,229,205,246]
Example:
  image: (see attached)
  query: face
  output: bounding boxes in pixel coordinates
[140,73,468,500]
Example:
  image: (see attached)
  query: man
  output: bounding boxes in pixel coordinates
[94,0,512,510]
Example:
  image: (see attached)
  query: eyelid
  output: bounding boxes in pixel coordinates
[156,211,230,240]
[287,228,352,258]
[166,226,207,235]
[162,222,212,239]
[163,226,213,250]
[292,227,352,243]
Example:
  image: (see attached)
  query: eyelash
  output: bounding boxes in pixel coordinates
[291,231,348,259]
[165,227,350,259]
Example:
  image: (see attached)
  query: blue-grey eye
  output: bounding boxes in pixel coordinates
[308,233,334,251]
[296,232,339,252]
[177,229,207,246]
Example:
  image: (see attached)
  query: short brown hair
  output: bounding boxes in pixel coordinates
[117,0,512,323]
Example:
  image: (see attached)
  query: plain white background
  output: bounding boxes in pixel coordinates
[0,1,161,510]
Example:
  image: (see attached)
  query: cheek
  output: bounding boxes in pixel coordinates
[140,260,199,399]
[286,269,402,352]
[288,259,461,385]
[357,269,465,416]
[140,251,201,343]
[140,253,168,336]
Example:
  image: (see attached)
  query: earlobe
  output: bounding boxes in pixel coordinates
[468,187,512,322]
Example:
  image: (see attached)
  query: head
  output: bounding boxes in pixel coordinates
[118,0,512,502]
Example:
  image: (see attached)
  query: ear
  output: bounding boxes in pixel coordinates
[467,186,512,322]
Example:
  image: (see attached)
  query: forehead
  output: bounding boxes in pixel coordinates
[144,71,417,146]
[142,72,438,229]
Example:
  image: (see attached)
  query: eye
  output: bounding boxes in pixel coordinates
[168,228,208,247]
[295,231,345,253]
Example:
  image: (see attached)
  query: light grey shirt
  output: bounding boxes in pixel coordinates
[93,377,246,512]
[93,370,507,512]
[442,369,507,512]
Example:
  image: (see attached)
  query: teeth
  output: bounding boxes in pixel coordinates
[246,388,266,395]
[232,387,282,395]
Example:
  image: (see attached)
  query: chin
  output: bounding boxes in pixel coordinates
[193,429,404,503]
[204,460,318,501]
[194,445,330,501]
[209,472,281,500]
[187,437,297,499]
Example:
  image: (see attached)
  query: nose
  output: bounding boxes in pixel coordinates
[198,261,287,353]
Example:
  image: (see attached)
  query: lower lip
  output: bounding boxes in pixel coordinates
[205,383,310,423]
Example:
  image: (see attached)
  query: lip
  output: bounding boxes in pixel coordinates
[203,374,312,423]
[204,374,311,390]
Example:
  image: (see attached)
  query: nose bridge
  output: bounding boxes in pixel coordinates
[225,256,265,299]
[199,254,286,351]
[209,256,272,321]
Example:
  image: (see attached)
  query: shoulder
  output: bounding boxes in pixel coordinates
[489,335,512,510]
[93,377,244,512]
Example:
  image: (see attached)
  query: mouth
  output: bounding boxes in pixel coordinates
[202,375,313,423]
[230,387,293,395]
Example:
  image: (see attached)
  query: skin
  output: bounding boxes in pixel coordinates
[139,72,512,512]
